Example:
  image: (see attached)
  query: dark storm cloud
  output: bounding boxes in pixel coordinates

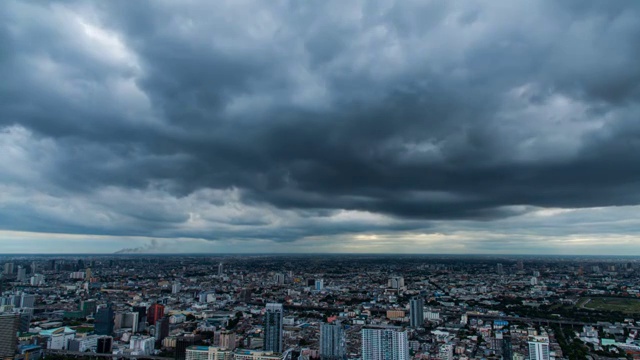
[1,0,640,242]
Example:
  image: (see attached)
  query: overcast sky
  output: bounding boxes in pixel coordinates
[2,0,640,254]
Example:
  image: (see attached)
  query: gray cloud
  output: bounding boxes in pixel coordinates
[1,0,640,251]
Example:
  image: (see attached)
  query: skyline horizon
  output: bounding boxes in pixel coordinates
[2,1,640,255]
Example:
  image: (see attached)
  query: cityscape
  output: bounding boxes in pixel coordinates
[1,255,640,359]
[2,1,640,360]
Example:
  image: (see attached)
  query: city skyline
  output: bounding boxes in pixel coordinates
[2,1,640,254]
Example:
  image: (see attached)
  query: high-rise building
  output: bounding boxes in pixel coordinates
[3,263,14,275]
[502,334,513,360]
[30,274,45,286]
[274,274,285,286]
[81,300,97,317]
[97,336,113,354]
[19,293,35,308]
[133,306,148,332]
[122,312,139,333]
[0,313,19,359]
[320,322,346,360]
[387,277,404,290]
[263,303,283,353]
[528,336,550,360]
[218,263,224,276]
[315,279,324,291]
[409,297,424,328]
[361,327,409,360]
[95,305,115,335]
[496,263,504,275]
[220,330,236,350]
[16,266,27,282]
[148,304,165,325]
[172,282,182,294]
[18,308,33,333]
[175,335,202,360]
[155,317,170,346]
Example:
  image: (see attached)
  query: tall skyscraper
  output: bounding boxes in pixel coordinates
[502,334,513,360]
[133,305,148,332]
[0,313,19,359]
[409,297,424,328]
[320,322,346,360]
[3,263,14,275]
[263,303,283,353]
[95,304,115,335]
[220,330,236,350]
[148,303,165,325]
[528,336,550,360]
[361,327,409,360]
[155,317,170,346]
[16,266,26,282]
[496,263,504,275]
[218,263,224,276]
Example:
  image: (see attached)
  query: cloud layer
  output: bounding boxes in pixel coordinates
[1,0,640,253]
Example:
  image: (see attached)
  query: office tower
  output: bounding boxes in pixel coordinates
[30,262,37,274]
[502,334,513,360]
[528,336,550,360]
[263,303,283,353]
[409,297,424,328]
[97,336,113,354]
[320,322,346,360]
[155,317,170,346]
[315,279,324,291]
[361,327,409,360]
[175,335,201,360]
[122,312,139,333]
[81,300,97,317]
[0,313,19,359]
[148,303,165,325]
[86,268,92,280]
[496,263,504,275]
[218,263,224,276]
[133,305,148,332]
[220,330,236,350]
[3,263,14,275]
[95,305,115,335]
[16,266,26,282]
[18,308,33,333]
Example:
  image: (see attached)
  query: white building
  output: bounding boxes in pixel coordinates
[30,274,45,286]
[361,327,409,360]
[528,336,550,360]
[130,336,156,355]
[40,327,76,350]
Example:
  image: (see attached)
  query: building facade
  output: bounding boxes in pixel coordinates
[263,303,283,353]
[361,327,409,360]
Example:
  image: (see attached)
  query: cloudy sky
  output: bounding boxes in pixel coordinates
[1,0,640,254]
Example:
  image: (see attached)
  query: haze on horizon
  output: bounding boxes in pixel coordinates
[1,1,640,255]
